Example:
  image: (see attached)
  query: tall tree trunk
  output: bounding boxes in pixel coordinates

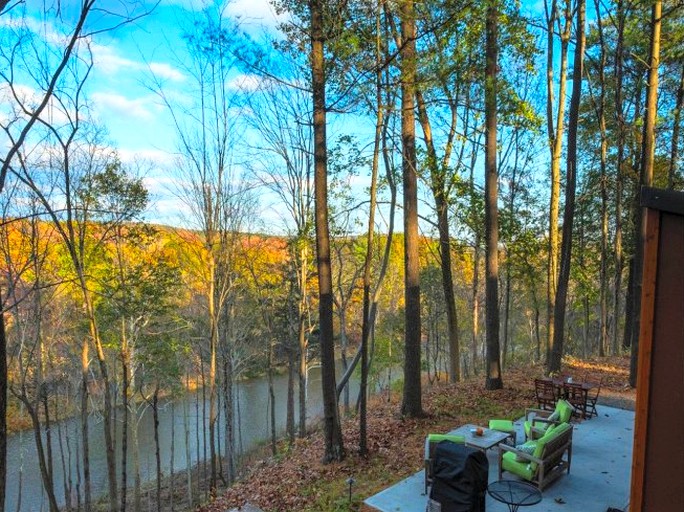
[545,0,571,363]
[613,0,626,355]
[594,0,609,356]
[169,401,175,512]
[152,388,161,512]
[550,0,585,374]
[629,0,661,387]
[222,349,235,484]
[206,256,218,494]
[623,83,644,354]
[0,294,5,512]
[286,349,296,445]
[79,290,117,512]
[668,65,683,188]
[502,264,511,367]
[183,374,192,508]
[310,0,344,462]
[298,247,308,438]
[25,402,59,512]
[358,15,385,453]
[81,341,92,512]
[471,232,481,374]
[120,322,129,512]
[415,90,460,383]
[268,341,277,456]
[400,0,424,416]
[484,0,503,390]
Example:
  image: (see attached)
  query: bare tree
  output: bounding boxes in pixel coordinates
[150,2,256,489]
[247,68,315,441]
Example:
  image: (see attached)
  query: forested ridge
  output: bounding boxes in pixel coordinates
[0,0,682,511]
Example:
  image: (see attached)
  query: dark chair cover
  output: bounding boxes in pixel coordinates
[429,441,489,512]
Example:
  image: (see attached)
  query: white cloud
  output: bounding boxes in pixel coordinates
[148,62,185,82]
[91,43,185,81]
[227,0,284,27]
[226,73,262,92]
[119,148,176,166]
[91,92,158,121]
[0,83,72,126]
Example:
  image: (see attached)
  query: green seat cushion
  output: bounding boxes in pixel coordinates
[427,434,465,444]
[502,451,535,480]
[489,419,515,432]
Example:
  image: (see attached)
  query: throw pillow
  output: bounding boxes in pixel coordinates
[547,410,560,423]
[515,442,536,462]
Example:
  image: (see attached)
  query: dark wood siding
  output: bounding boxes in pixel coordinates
[631,187,684,512]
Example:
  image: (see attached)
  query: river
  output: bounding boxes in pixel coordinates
[5,362,368,511]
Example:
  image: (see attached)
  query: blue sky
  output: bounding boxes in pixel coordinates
[80,0,287,226]
[0,0,288,227]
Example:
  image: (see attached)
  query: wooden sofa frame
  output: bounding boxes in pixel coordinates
[498,425,573,490]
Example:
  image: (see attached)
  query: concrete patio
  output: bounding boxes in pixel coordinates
[364,404,634,512]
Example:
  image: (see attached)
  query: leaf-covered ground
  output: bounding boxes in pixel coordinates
[199,356,635,512]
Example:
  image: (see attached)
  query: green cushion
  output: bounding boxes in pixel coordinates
[501,451,535,480]
[489,419,515,432]
[427,434,465,444]
[556,399,573,422]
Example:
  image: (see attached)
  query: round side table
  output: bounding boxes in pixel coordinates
[487,480,542,512]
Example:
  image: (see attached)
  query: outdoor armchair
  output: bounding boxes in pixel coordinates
[424,434,465,494]
[524,399,574,440]
[498,422,573,490]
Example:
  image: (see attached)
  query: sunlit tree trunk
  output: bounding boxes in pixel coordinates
[298,245,309,438]
[80,341,91,512]
[550,0,585,374]
[629,0,661,387]
[544,0,571,363]
[593,0,609,356]
[484,0,502,390]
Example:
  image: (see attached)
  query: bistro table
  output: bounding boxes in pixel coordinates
[487,480,542,512]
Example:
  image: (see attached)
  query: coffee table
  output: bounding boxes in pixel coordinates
[448,424,511,451]
[487,480,542,512]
